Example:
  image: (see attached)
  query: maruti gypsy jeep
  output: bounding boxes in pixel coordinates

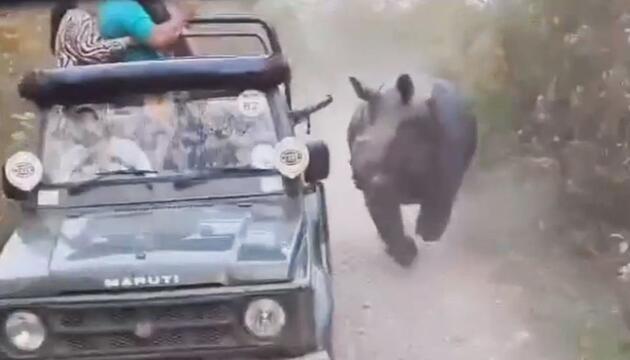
[0,16,334,360]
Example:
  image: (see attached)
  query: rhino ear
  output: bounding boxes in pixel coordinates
[396,74,414,105]
[349,76,378,102]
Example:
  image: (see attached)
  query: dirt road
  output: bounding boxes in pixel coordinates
[313,110,627,359]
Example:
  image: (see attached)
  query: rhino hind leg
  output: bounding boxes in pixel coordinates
[364,192,418,267]
[416,200,453,242]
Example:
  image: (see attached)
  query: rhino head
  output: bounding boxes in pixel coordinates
[348,74,440,196]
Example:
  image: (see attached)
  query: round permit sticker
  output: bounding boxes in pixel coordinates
[274,137,310,179]
[237,90,267,117]
[5,151,43,192]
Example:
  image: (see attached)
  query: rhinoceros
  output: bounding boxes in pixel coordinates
[348,73,477,266]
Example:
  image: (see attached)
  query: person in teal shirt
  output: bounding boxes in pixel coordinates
[99,0,191,62]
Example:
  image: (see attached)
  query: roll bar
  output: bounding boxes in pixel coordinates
[19,55,291,107]
[183,16,292,108]
[187,15,283,54]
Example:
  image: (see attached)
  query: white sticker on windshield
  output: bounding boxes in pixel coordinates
[237,90,267,117]
[38,190,59,206]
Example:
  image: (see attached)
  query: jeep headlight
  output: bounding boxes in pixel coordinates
[244,298,286,338]
[5,311,46,352]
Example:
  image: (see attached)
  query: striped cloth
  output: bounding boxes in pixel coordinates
[54,8,131,68]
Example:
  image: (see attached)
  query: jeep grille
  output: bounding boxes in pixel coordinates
[46,302,239,357]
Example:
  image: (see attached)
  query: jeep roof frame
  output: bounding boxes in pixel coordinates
[18,15,294,108]
[18,55,291,107]
[185,15,282,55]
[182,15,292,107]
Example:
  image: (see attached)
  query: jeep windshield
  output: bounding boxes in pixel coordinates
[41,89,279,186]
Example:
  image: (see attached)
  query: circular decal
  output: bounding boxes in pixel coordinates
[12,162,35,179]
[5,151,43,192]
[280,150,303,166]
[274,137,310,179]
[237,90,267,118]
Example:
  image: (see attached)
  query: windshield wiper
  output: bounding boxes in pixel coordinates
[173,167,276,190]
[68,169,158,195]
[95,169,158,177]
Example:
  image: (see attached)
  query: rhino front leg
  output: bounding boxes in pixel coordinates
[364,190,418,267]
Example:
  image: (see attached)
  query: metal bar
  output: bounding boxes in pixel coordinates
[51,319,233,335]
[181,32,270,54]
[184,16,291,108]
[20,56,291,106]
[188,16,283,55]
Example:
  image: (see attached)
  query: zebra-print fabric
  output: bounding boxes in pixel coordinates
[54,8,130,68]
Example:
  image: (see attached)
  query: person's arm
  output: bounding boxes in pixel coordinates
[120,1,190,52]
[148,16,187,50]
[163,2,195,56]
[67,10,133,65]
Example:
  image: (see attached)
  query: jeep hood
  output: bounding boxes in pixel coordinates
[0,198,305,298]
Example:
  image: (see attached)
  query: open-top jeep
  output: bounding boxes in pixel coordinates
[0,16,334,360]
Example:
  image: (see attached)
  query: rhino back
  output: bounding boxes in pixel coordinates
[431,80,477,197]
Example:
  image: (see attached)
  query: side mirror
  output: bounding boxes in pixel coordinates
[305,141,330,183]
[289,95,334,131]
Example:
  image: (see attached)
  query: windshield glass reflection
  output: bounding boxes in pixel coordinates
[41,91,277,184]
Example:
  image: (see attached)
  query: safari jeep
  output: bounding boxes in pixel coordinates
[0,17,334,360]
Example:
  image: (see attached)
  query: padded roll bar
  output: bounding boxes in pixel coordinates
[19,55,291,107]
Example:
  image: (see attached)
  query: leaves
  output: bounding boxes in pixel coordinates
[10,112,34,121]
[10,131,25,142]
